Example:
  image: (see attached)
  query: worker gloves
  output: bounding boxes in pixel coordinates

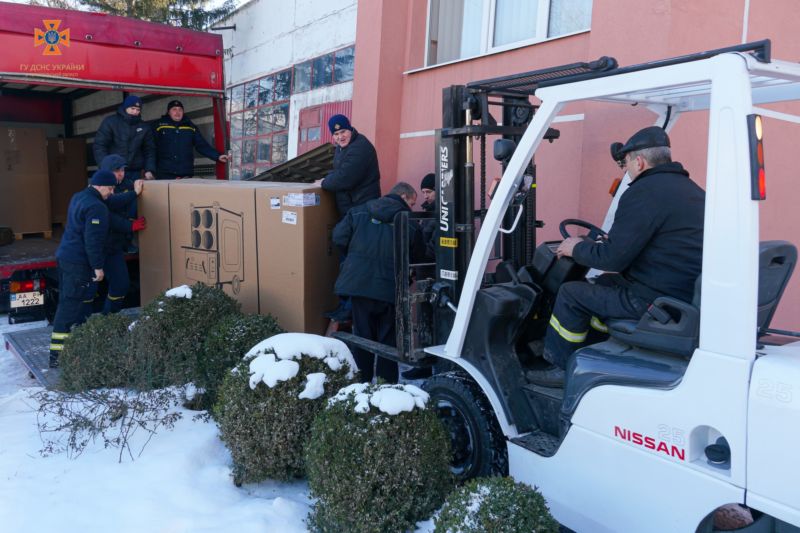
[131,217,147,232]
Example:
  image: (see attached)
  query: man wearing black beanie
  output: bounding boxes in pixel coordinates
[48,171,121,368]
[153,99,229,180]
[94,95,156,181]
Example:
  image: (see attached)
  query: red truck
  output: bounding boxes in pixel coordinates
[0,2,227,323]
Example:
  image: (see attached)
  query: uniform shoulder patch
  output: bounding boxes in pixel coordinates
[91,218,101,225]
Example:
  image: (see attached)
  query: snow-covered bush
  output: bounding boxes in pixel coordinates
[433,476,559,533]
[200,313,283,410]
[59,313,135,392]
[215,333,357,485]
[128,283,240,389]
[306,383,453,533]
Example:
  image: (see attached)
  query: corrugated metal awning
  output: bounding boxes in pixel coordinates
[249,143,334,183]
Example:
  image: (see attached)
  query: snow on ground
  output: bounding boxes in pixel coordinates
[0,317,435,533]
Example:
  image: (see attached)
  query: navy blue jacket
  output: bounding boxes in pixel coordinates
[333,194,425,304]
[94,104,157,173]
[321,129,381,218]
[572,162,705,303]
[56,187,110,270]
[105,178,137,254]
[153,114,220,177]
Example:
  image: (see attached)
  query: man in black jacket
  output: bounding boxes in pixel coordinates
[94,95,156,181]
[419,172,437,261]
[321,114,381,219]
[333,182,425,383]
[49,170,117,368]
[322,114,382,322]
[528,126,705,387]
[153,100,229,180]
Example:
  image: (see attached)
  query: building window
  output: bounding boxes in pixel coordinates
[228,67,293,179]
[292,46,356,94]
[426,0,591,66]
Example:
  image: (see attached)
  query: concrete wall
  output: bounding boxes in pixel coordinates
[217,0,357,86]
[351,0,800,328]
[214,0,357,165]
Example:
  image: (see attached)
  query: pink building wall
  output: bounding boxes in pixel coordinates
[351,0,800,329]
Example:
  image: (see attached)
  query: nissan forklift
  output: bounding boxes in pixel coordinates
[335,40,800,532]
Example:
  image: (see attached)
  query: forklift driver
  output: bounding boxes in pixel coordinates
[527,126,705,387]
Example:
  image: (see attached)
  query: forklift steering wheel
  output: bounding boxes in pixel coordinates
[559,218,608,241]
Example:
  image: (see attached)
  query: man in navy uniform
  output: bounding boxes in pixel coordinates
[153,99,228,180]
[98,154,146,314]
[49,170,118,368]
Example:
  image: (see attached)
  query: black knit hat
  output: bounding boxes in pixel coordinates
[90,169,117,186]
[167,99,184,112]
[420,173,435,191]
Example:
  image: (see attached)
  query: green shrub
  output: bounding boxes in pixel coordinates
[58,313,134,392]
[200,313,283,409]
[306,383,454,533]
[215,334,357,484]
[128,283,240,389]
[433,476,559,533]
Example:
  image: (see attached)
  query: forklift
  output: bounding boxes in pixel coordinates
[335,40,800,532]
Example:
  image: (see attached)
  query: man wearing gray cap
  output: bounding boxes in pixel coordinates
[528,126,705,387]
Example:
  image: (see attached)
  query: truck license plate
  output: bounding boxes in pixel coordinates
[10,291,44,308]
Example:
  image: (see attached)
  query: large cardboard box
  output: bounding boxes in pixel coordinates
[138,180,172,305]
[168,179,262,314]
[255,183,338,334]
[0,127,51,234]
[48,138,88,224]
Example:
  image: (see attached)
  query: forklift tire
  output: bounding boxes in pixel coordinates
[424,371,508,481]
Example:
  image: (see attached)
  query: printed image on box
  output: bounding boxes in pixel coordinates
[182,202,245,294]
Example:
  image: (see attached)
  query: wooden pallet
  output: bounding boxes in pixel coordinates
[14,230,52,240]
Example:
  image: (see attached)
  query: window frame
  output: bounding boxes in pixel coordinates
[227,67,294,177]
[425,0,586,67]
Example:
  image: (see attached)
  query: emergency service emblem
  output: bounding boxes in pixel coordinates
[34,20,70,56]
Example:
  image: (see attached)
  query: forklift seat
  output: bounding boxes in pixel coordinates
[561,241,797,421]
[605,240,796,357]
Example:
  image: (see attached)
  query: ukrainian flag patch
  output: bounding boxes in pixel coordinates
[91,218,100,224]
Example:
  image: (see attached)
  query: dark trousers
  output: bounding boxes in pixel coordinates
[103,252,129,314]
[351,296,398,383]
[50,261,97,358]
[543,274,649,369]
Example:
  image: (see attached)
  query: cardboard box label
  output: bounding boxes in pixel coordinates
[270,196,281,209]
[282,210,297,225]
[283,193,320,207]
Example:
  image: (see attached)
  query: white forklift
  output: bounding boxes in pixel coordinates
[337,41,800,531]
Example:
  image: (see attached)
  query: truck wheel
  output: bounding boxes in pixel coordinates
[424,371,508,481]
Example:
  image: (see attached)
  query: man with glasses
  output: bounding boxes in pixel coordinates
[94,95,156,182]
[527,126,705,387]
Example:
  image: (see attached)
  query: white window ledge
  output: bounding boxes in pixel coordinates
[404,29,590,76]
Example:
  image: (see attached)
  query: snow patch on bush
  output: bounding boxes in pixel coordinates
[298,373,327,400]
[331,383,429,415]
[249,353,300,389]
[246,333,356,378]
[165,285,193,299]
